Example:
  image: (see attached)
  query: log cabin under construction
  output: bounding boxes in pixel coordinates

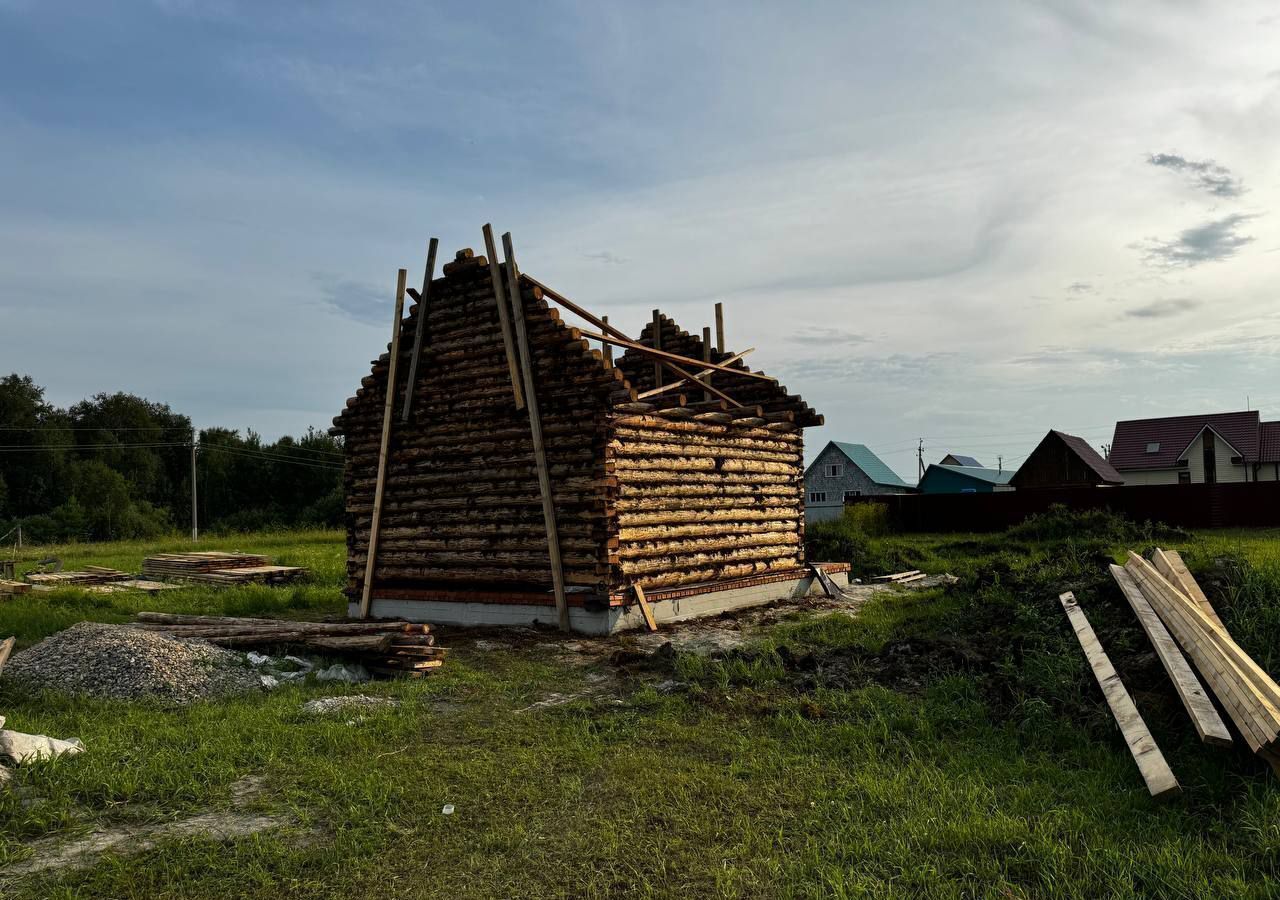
[332,230,847,633]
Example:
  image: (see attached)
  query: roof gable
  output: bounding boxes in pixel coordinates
[823,441,910,487]
[1262,422,1280,463]
[1050,430,1124,484]
[1109,411,1260,470]
[941,453,982,468]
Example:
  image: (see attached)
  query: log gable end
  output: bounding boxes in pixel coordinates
[333,252,821,602]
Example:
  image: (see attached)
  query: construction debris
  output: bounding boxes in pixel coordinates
[142,553,306,585]
[0,580,29,596]
[24,566,131,588]
[3,622,262,704]
[0,728,85,766]
[873,570,923,582]
[130,613,444,677]
[1059,591,1180,799]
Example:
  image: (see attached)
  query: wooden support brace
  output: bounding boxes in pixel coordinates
[482,223,526,410]
[359,268,408,619]
[502,232,570,632]
[401,237,438,423]
[602,316,613,364]
[652,309,664,388]
[636,348,755,400]
[519,274,753,408]
[714,301,725,355]
[634,584,657,632]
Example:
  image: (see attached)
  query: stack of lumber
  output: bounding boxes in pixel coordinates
[25,566,131,587]
[1121,549,1280,771]
[1,580,31,596]
[142,553,306,585]
[131,613,444,677]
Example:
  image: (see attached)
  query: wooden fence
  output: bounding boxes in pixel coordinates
[850,482,1280,532]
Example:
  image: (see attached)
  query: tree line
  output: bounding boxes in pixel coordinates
[0,374,343,544]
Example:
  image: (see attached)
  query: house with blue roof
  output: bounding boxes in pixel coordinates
[918,463,1015,494]
[804,441,913,523]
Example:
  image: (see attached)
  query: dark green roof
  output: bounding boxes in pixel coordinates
[825,442,911,488]
[935,464,1015,485]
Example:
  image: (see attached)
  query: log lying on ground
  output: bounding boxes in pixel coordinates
[129,613,443,677]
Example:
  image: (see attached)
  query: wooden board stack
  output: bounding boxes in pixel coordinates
[131,612,444,677]
[0,580,31,596]
[142,553,306,586]
[25,566,131,587]
[1122,549,1280,771]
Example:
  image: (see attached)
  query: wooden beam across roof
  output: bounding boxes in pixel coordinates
[520,274,754,407]
[636,348,755,400]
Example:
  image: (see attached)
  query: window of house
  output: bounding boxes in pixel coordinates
[1145,442,1160,454]
[844,490,861,501]
[825,464,843,478]
[808,492,827,503]
[1178,470,1191,485]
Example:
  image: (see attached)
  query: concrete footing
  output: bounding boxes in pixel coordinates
[353,565,851,635]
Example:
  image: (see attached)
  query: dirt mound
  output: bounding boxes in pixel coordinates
[3,622,262,704]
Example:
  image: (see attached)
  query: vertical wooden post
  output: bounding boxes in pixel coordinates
[651,309,663,387]
[701,326,713,402]
[601,316,613,364]
[401,238,439,423]
[502,232,570,632]
[482,224,525,410]
[359,268,408,619]
[714,301,725,355]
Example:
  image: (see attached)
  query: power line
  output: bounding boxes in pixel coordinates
[200,444,343,471]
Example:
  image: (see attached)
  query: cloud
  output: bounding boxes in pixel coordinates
[1147,152,1245,198]
[1124,297,1199,319]
[313,275,393,326]
[783,325,870,347]
[584,250,628,265]
[1141,214,1258,268]
[1066,281,1095,295]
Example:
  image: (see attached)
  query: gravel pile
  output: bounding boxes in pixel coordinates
[3,622,263,704]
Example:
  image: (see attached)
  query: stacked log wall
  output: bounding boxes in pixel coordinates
[334,261,619,598]
[610,414,806,589]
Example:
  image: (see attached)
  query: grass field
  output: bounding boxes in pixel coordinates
[2,518,1280,898]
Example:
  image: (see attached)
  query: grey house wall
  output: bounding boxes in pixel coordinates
[804,444,909,524]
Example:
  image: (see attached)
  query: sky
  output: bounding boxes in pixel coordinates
[1,1,1277,479]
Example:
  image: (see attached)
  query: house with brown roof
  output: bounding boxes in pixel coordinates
[1010,430,1123,490]
[1107,411,1280,485]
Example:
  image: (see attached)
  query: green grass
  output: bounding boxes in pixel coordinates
[2,524,1280,897]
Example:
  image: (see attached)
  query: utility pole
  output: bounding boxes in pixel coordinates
[998,455,1003,473]
[190,427,198,542]
[917,439,924,482]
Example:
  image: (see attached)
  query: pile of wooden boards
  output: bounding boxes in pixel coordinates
[0,580,31,596]
[1061,547,1280,798]
[874,570,927,584]
[141,552,306,586]
[131,612,443,677]
[24,566,131,587]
